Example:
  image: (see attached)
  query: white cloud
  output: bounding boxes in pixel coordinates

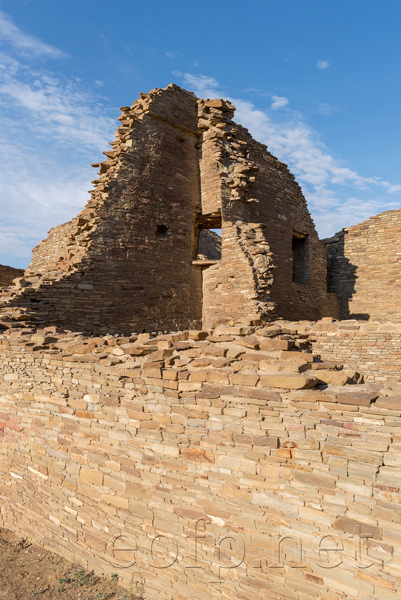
[0,10,67,59]
[316,60,330,70]
[177,72,401,238]
[0,13,116,267]
[165,51,177,60]
[0,135,91,265]
[0,56,115,151]
[271,95,289,110]
[176,72,222,98]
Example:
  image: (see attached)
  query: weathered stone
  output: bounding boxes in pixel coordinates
[259,359,309,373]
[332,392,378,407]
[259,374,317,389]
[279,350,314,362]
[376,395,401,410]
[259,338,291,351]
[180,446,214,463]
[333,517,382,539]
[315,369,350,386]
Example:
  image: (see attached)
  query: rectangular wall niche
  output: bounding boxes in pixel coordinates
[292,232,310,284]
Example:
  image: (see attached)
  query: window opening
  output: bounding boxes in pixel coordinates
[197,229,221,261]
[292,232,309,284]
[193,213,222,266]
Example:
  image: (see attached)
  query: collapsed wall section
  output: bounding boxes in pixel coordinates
[239,138,329,322]
[197,99,276,328]
[325,210,401,321]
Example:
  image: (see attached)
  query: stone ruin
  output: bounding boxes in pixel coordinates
[1,85,401,600]
[0,84,339,334]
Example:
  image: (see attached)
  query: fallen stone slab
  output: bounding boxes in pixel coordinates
[259,359,310,373]
[329,392,378,407]
[376,395,401,410]
[279,350,314,362]
[310,361,342,370]
[315,370,351,386]
[259,374,317,390]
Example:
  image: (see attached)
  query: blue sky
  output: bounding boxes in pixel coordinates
[1,0,401,268]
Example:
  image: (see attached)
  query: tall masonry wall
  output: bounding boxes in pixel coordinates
[1,85,334,334]
[10,86,203,334]
[197,97,330,327]
[325,210,401,321]
[1,319,401,600]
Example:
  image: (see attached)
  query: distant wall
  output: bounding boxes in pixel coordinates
[0,265,23,288]
[304,319,401,384]
[326,210,401,321]
[1,324,401,600]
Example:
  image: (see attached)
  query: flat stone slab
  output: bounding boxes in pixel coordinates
[259,374,317,390]
[376,395,401,410]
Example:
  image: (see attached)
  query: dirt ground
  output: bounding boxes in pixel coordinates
[0,528,143,600]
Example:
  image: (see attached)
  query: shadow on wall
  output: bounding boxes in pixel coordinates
[3,261,203,336]
[326,233,369,321]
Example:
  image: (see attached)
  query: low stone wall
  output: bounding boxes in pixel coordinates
[0,322,401,600]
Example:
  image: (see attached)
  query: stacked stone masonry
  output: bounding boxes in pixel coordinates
[304,319,401,384]
[1,312,401,600]
[2,84,401,600]
[1,85,336,334]
[0,264,23,289]
[325,209,401,321]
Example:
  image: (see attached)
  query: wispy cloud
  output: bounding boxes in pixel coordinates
[316,60,330,70]
[173,71,221,97]
[0,11,116,267]
[177,72,401,238]
[165,51,177,60]
[0,135,92,263]
[317,102,339,116]
[0,10,68,58]
[271,95,289,110]
[0,64,115,150]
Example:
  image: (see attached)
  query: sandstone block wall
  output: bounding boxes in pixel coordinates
[197,97,331,328]
[326,210,401,321]
[0,264,23,288]
[294,319,401,385]
[12,86,203,334]
[1,85,335,334]
[1,320,401,600]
